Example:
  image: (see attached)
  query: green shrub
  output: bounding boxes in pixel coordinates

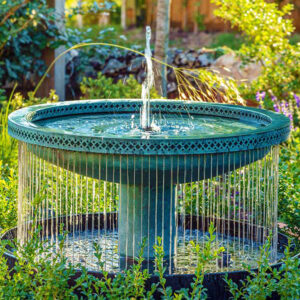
[0,86,18,165]
[0,89,58,165]
[1,225,299,299]
[0,231,76,299]
[0,90,58,234]
[0,224,224,299]
[0,1,66,90]
[224,240,300,300]
[0,163,17,233]
[278,129,300,241]
[0,89,5,102]
[290,33,300,46]
[80,73,161,99]
[212,0,300,106]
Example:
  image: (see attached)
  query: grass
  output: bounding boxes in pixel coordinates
[290,33,300,46]
[210,32,245,50]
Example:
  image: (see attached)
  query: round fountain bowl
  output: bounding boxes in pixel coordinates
[7,100,291,291]
[8,100,289,183]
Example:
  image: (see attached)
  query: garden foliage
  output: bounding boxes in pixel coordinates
[0,0,65,90]
[225,240,300,300]
[0,224,222,299]
[212,0,300,109]
[80,73,161,100]
[278,129,300,240]
[0,225,299,299]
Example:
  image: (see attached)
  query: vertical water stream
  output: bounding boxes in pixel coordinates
[16,146,282,274]
[141,26,154,130]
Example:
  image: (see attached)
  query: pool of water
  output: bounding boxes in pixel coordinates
[35,113,263,139]
[43,227,283,274]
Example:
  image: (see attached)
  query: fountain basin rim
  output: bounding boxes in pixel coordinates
[8,99,290,155]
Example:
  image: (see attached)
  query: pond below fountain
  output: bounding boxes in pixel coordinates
[43,226,284,274]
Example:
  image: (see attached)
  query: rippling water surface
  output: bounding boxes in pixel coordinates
[36,113,262,139]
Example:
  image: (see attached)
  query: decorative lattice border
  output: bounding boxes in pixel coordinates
[8,100,290,155]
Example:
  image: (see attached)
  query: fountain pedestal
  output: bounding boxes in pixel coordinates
[118,181,176,260]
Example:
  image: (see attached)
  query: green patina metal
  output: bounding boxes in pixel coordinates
[8,99,290,259]
[8,100,290,155]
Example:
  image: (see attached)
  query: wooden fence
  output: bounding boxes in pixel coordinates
[143,0,300,33]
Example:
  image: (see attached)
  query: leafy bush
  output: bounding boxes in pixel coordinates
[212,0,300,107]
[0,225,299,299]
[0,224,224,299]
[0,89,5,102]
[0,89,58,165]
[0,86,18,165]
[0,0,66,91]
[65,0,118,28]
[0,90,58,234]
[290,33,300,46]
[278,129,300,240]
[80,73,161,99]
[225,241,300,300]
[0,163,17,233]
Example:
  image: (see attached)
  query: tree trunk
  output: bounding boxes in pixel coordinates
[121,0,126,29]
[37,0,65,101]
[76,0,83,28]
[154,0,171,97]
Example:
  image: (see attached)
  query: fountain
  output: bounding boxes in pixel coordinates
[2,28,293,297]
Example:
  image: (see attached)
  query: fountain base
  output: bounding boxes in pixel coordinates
[119,182,176,259]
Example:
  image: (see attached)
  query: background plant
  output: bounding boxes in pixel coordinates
[225,240,300,300]
[80,73,161,99]
[278,129,300,241]
[0,90,58,234]
[212,0,300,111]
[1,225,298,299]
[0,0,66,92]
[0,162,17,234]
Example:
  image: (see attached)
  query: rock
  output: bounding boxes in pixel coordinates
[198,54,212,67]
[179,53,188,65]
[174,52,188,66]
[186,53,196,67]
[102,59,127,76]
[212,53,261,83]
[167,49,176,65]
[128,56,145,73]
[84,66,97,79]
[167,82,177,93]
[89,58,104,71]
[66,50,80,76]
[167,69,176,82]
[68,49,80,60]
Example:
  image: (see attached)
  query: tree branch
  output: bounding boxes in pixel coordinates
[0,0,30,27]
